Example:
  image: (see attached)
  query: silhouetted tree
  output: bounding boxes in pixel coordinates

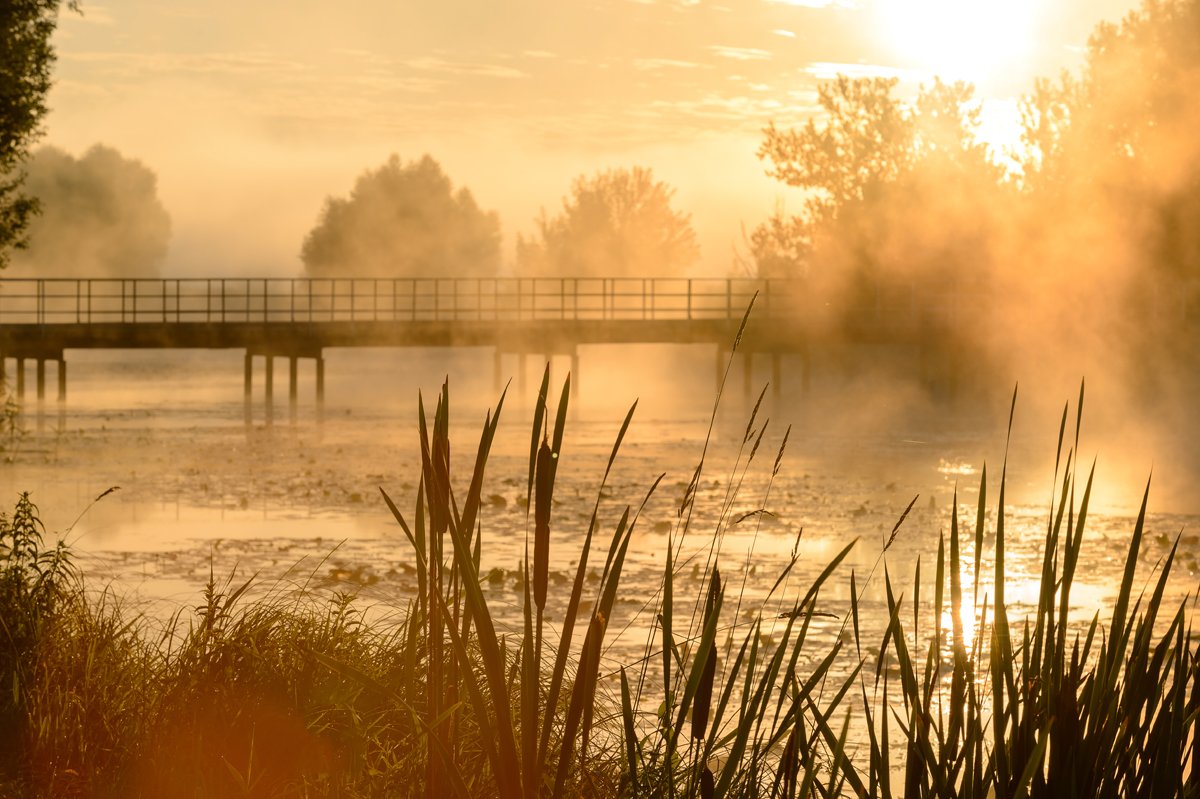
[755,76,1011,396]
[516,167,699,277]
[0,1,79,267]
[8,144,171,277]
[755,76,1006,288]
[301,155,500,278]
[1013,0,1200,435]
[1017,0,1200,289]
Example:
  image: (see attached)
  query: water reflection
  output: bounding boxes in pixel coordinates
[1,348,1197,762]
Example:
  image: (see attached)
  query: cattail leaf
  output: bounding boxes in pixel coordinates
[534,437,553,613]
[620,667,639,794]
[692,568,721,742]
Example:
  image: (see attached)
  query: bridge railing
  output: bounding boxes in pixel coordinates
[0,277,784,325]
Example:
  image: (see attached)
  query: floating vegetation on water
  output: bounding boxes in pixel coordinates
[1,368,1197,796]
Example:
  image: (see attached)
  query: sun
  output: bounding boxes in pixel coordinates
[876,0,1039,83]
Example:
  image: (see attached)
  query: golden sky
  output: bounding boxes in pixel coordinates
[44,0,1140,276]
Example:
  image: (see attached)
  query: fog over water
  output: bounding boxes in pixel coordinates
[3,347,1195,688]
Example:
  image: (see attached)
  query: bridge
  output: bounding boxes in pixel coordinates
[0,276,932,424]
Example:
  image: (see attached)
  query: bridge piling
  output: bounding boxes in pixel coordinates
[36,359,45,433]
[16,358,25,402]
[56,359,65,432]
[243,352,252,428]
[772,353,781,402]
[288,356,298,425]
[264,355,274,426]
[493,349,502,393]
[570,348,579,399]
[315,355,325,425]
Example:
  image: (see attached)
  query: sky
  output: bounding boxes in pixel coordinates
[43,0,1142,277]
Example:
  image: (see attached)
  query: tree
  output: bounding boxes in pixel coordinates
[0,1,78,267]
[1013,0,1200,426]
[516,167,699,277]
[755,76,1005,286]
[301,155,500,278]
[1017,0,1200,284]
[8,144,171,277]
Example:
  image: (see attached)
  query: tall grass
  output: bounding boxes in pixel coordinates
[1,345,1198,796]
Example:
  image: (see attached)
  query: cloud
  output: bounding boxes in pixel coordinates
[633,58,705,71]
[804,61,926,82]
[66,4,115,25]
[710,46,772,61]
[62,51,309,80]
[763,0,859,7]
[403,57,527,79]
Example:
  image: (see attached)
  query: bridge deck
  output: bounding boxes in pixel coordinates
[0,277,814,357]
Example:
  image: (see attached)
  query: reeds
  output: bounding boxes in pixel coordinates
[1,362,1198,797]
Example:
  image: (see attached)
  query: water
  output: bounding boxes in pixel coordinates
[4,346,1198,763]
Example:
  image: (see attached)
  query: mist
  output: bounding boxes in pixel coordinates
[735,0,1200,512]
[9,144,170,278]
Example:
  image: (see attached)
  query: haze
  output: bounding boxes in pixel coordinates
[43,0,1139,276]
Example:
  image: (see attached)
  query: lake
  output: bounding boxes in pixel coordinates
[3,345,1196,751]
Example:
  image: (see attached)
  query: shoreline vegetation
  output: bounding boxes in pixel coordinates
[2,320,1198,797]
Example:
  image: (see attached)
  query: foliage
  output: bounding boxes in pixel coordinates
[301,154,501,279]
[0,494,72,752]
[755,76,1005,283]
[1,373,1199,795]
[517,166,700,277]
[1018,0,1200,293]
[8,144,171,277]
[0,1,78,267]
[1011,0,1200,443]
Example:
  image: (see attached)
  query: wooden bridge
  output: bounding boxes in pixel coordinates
[0,277,827,424]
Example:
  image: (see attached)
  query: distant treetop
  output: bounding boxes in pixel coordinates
[9,144,171,278]
[301,154,501,279]
[517,166,699,278]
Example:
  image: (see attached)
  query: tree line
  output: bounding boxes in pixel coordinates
[1,0,1196,306]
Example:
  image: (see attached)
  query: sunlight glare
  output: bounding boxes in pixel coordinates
[940,605,976,650]
[877,0,1039,82]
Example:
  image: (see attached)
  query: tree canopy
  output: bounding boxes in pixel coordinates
[516,167,699,278]
[301,155,500,279]
[0,0,78,267]
[752,0,1200,407]
[755,76,1006,284]
[8,144,171,277]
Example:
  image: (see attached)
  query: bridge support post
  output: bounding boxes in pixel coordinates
[772,353,781,402]
[288,356,298,425]
[518,353,527,395]
[16,358,25,402]
[0,358,5,392]
[57,359,66,431]
[315,355,325,425]
[493,349,502,393]
[570,348,579,399]
[36,359,45,433]
[244,352,253,427]
[264,355,274,426]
